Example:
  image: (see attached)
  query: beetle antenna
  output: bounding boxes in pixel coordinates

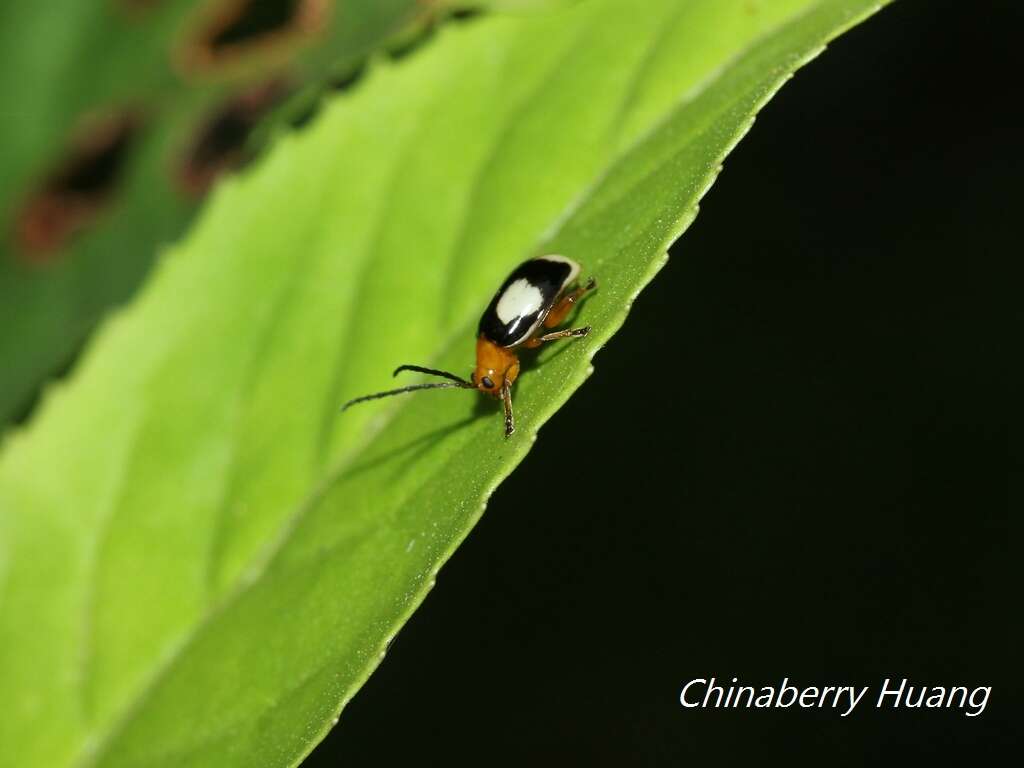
[392,364,472,387]
[340,380,473,412]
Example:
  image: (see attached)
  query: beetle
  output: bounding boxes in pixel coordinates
[341,254,596,437]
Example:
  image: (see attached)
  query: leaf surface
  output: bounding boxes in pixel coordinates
[0,1,888,766]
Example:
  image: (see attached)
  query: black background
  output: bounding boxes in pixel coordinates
[307,1,1014,764]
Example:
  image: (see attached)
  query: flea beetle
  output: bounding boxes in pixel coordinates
[341,255,596,437]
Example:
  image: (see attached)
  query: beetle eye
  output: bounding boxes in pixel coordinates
[481,376,495,389]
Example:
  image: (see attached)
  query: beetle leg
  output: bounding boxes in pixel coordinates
[501,378,515,437]
[543,276,596,329]
[525,326,591,348]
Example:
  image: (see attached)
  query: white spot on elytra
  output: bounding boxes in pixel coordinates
[496,279,544,324]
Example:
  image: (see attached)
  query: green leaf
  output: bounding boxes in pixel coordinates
[0,1,888,766]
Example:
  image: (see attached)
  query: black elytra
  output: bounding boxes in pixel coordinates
[478,255,581,348]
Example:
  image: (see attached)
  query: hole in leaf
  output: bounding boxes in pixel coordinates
[211,1,302,48]
[14,112,142,262]
[177,79,292,197]
[178,0,330,74]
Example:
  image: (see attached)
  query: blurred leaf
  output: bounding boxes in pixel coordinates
[0,1,888,766]
[0,0,475,427]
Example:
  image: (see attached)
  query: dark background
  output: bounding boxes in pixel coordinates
[308,1,1014,764]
